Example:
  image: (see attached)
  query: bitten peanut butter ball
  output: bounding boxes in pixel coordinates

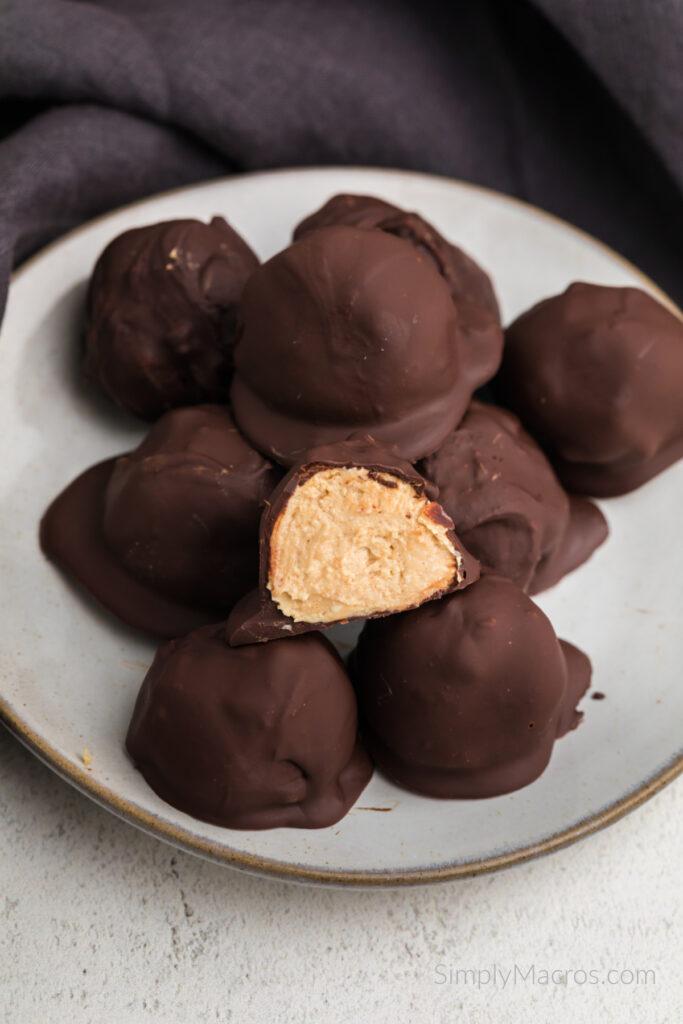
[497,283,683,496]
[353,574,590,799]
[293,193,500,321]
[230,225,502,465]
[126,623,373,830]
[84,217,259,420]
[40,405,280,638]
[227,435,479,645]
[420,401,607,594]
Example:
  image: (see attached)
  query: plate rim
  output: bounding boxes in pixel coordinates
[2,165,681,887]
[2,706,681,886]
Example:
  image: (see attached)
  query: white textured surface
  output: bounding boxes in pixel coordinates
[1,727,680,1023]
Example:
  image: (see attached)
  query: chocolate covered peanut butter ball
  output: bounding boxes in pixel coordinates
[353,574,590,798]
[420,401,607,594]
[40,405,280,638]
[85,217,259,419]
[126,623,373,829]
[497,283,683,496]
[230,226,502,465]
[227,434,479,645]
[294,193,500,321]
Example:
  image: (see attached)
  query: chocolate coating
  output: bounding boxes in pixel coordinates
[84,217,259,420]
[40,405,280,638]
[353,574,590,798]
[227,434,479,645]
[294,193,400,236]
[293,193,500,321]
[497,283,683,496]
[231,226,502,465]
[420,401,607,594]
[126,623,373,829]
[530,495,608,595]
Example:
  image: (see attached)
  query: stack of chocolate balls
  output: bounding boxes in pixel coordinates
[41,196,683,830]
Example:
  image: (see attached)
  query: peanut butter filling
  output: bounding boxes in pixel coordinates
[268,467,461,623]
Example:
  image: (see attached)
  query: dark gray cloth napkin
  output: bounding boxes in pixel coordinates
[1,0,682,320]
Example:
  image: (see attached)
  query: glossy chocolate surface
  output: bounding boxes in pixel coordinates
[353,574,590,798]
[231,225,502,465]
[420,401,607,594]
[40,405,279,637]
[497,283,683,496]
[293,193,500,321]
[84,217,259,420]
[126,623,373,829]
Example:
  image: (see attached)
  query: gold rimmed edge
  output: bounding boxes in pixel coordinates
[3,167,682,886]
[2,697,681,887]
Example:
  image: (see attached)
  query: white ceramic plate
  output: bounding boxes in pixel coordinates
[1,168,681,887]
